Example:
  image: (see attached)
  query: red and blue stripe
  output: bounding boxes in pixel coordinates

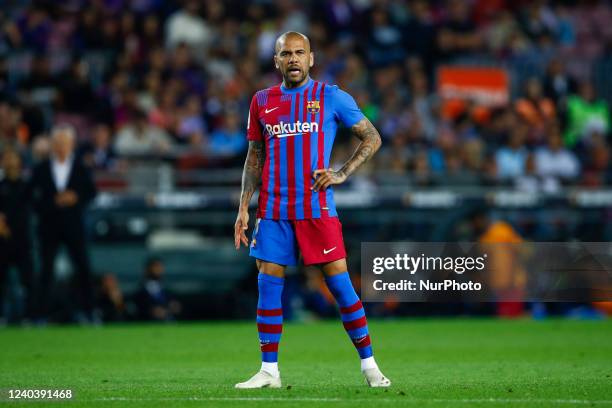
[256,80,338,220]
[325,272,373,359]
[257,273,284,363]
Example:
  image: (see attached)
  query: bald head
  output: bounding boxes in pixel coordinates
[275,31,311,54]
[274,31,313,89]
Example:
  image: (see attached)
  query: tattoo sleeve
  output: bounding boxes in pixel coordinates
[239,141,265,211]
[339,117,382,178]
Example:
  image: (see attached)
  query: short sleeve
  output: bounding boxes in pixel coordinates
[333,88,365,128]
[247,94,263,141]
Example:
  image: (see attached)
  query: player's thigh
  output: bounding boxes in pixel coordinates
[249,219,299,269]
[294,216,347,268]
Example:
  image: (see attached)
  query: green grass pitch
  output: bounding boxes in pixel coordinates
[0,319,611,407]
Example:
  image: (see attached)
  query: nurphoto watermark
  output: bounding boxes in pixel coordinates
[361,242,612,302]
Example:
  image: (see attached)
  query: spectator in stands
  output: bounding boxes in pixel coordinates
[57,57,96,117]
[177,94,206,146]
[73,8,101,50]
[461,138,485,173]
[0,100,27,150]
[114,109,172,156]
[515,153,541,193]
[366,7,404,66]
[485,9,525,56]
[98,17,122,51]
[403,0,436,73]
[534,126,580,185]
[581,137,612,187]
[140,14,163,57]
[543,59,577,106]
[0,10,22,51]
[169,43,205,96]
[18,55,57,107]
[515,77,556,139]
[518,3,556,42]
[30,135,50,165]
[444,147,480,186]
[412,149,435,186]
[148,86,179,132]
[165,1,213,56]
[496,124,529,182]
[80,124,118,170]
[323,0,356,36]
[436,0,482,60]
[409,70,438,141]
[134,257,181,322]
[0,148,35,322]
[208,110,246,157]
[377,131,410,175]
[378,89,409,141]
[137,72,162,114]
[515,152,565,194]
[29,124,97,323]
[564,81,611,148]
[113,89,140,129]
[16,4,52,52]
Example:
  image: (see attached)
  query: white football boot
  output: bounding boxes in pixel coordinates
[235,370,282,389]
[363,367,392,387]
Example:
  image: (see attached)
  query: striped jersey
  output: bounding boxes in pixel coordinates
[247,78,364,220]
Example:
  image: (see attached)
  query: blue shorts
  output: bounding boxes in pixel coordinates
[249,217,346,266]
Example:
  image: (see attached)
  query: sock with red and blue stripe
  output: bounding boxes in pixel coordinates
[257,272,284,376]
[325,272,376,368]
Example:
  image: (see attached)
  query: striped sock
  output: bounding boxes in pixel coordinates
[325,272,374,360]
[256,272,284,374]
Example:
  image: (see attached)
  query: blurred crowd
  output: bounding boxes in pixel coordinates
[0,0,610,190]
[1,0,612,323]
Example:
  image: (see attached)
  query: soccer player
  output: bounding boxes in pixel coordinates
[234,31,391,388]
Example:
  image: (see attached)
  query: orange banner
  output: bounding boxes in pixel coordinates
[438,66,509,105]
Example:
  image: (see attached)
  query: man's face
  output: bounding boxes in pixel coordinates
[93,125,110,148]
[149,261,164,279]
[274,35,313,87]
[1,150,21,175]
[52,132,74,160]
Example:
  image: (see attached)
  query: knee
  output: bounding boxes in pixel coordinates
[321,258,348,277]
[258,261,285,278]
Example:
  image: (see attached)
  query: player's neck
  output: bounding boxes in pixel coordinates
[282,76,311,90]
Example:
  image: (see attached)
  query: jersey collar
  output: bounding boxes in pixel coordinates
[280,77,313,94]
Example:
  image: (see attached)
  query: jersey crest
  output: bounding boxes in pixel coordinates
[307,100,320,114]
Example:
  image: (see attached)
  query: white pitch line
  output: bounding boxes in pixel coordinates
[84,396,612,405]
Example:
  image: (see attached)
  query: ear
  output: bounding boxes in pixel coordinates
[309,52,314,68]
[273,55,279,70]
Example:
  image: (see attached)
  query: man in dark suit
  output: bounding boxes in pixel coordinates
[30,124,97,322]
[0,148,35,322]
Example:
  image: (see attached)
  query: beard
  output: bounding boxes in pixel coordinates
[283,66,308,86]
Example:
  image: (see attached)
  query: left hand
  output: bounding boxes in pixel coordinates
[311,168,347,192]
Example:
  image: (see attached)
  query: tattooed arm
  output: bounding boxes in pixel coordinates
[311,117,382,192]
[235,140,265,249]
